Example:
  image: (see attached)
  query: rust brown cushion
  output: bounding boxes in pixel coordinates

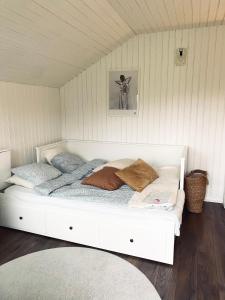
[82,167,124,191]
[115,159,159,192]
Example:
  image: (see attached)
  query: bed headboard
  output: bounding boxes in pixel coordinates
[0,149,11,190]
[36,140,187,189]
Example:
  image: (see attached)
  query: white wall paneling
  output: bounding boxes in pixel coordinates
[61,25,225,203]
[0,81,61,166]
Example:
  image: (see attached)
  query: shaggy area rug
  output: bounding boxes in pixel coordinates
[0,247,161,300]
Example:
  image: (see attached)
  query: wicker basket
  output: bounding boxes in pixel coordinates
[184,170,208,213]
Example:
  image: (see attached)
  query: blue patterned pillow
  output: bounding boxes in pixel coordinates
[51,152,86,173]
[12,163,61,186]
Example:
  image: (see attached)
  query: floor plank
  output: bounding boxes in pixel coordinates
[0,203,224,300]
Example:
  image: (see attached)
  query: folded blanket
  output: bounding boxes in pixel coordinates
[128,182,178,210]
[35,159,106,196]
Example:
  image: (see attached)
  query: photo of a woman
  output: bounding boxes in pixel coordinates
[109,70,138,113]
[115,75,132,110]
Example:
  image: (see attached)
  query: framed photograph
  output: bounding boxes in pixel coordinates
[108,70,138,116]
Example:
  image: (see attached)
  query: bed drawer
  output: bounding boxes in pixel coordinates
[46,211,99,246]
[99,220,174,262]
[0,204,45,234]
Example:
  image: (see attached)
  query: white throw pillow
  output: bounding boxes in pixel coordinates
[93,159,135,173]
[6,175,35,189]
[44,148,63,165]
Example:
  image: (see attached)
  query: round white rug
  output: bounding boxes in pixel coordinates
[0,247,161,300]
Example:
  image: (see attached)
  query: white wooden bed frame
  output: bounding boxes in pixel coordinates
[0,140,187,265]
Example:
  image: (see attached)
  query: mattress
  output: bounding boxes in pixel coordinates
[3,184,185,236]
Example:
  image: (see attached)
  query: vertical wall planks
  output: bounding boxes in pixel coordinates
[60,25,225,203]
[0,81,61,166]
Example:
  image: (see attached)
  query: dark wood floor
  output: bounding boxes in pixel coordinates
[0,203,224,300]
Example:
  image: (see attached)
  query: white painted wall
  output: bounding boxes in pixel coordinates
[61,25,225,203]
[0,81,61,166]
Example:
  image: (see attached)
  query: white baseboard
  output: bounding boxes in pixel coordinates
[204,197,223,204]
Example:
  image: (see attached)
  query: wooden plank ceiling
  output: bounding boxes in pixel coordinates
[0,0,225,87]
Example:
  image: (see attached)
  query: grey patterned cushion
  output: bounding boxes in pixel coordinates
[35,159,107,195]
[51,152,86,173]
[12,163,61,186]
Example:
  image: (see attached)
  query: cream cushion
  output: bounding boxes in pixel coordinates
[93,159,135,173]
[6,175,35,189]
[44,148,63,165]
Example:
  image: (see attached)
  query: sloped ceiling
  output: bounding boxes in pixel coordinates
[0,0,225,87]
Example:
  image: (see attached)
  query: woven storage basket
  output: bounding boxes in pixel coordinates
[184,170,208,213]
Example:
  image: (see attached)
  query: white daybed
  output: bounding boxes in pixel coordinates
[0,140,187,265]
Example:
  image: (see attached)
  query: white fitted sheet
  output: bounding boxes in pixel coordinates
[3,185,185,236]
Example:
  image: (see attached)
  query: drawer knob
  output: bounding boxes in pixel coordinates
[130,239,134,243]
[19,216,23,220]
[69,226,73,230]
